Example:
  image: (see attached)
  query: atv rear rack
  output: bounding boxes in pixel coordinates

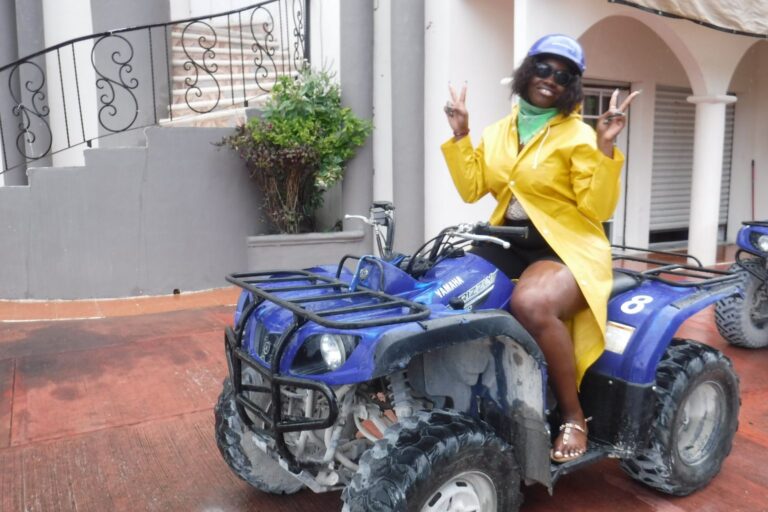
[611,246,739,289]
[227,269,430,329]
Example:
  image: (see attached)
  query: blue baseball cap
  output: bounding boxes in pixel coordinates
[527,34,585,74]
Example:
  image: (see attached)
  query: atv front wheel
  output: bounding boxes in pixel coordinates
[620,339,740,496]
[214,372,304,495]
[715,258,768,348]
[342,409,522,512]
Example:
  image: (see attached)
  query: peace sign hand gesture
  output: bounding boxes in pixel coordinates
[445,83,470,139]
[596,88,641,156]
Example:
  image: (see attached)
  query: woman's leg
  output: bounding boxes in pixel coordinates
[509,259,589,461]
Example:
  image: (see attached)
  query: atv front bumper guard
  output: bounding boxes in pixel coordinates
[225,325,339,471]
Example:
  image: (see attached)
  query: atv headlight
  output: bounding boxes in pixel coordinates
[292,334,360,375]
[750,232,768,254]
[320,334,346,369]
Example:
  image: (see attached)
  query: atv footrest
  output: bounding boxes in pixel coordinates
[550,443,609,485]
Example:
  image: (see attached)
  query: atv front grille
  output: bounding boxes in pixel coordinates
[225,326,339,471]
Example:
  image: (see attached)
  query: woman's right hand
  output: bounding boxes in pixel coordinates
[445,83,469,139]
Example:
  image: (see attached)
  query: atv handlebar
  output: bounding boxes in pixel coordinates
[451,232,511,249]
[473,223,529,239]
[346,204,531,269]
[442,223,528,250]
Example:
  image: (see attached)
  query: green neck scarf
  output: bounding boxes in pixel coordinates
[517,97,558,146]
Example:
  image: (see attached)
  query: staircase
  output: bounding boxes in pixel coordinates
[0,0,308,176]
[163,16,300,127]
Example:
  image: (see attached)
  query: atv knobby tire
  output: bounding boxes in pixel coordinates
[342,409,522,512]
[715,258,768,348]
[620,339,739,496]
[214,375,303,495]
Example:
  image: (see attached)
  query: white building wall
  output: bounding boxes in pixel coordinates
[728,42,768,232]
[580,16,689,247]
[424,0,514,238]
[175,0,257,18]
[310,0,340,76]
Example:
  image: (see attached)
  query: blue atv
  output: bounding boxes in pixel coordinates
[715,220,768,348]
[215,202,741,511]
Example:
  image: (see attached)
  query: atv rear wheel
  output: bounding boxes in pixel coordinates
[342,409,522,512]
[214,372,304,495]
[714,258,768,348]
[620,339,740,496]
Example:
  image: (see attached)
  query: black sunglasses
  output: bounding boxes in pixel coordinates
[533,62,575,87]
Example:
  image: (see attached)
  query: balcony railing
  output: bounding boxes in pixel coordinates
[0,0,309,174]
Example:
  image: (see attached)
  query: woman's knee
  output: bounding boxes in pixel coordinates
[510,287,553,327]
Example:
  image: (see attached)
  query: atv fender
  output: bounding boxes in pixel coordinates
[372,310,544,377]
[372,310,552,488]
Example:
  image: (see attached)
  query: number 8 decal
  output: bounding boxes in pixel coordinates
[620,294,653,314]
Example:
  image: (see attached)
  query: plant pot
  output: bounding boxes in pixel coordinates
[246,230,367,272]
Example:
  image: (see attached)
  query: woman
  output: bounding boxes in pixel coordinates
[441,34,638,463]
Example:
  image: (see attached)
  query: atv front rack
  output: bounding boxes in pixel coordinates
[227,269,430,329]
[224,269,431,471]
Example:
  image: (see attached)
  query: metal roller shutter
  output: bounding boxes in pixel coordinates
[650,87,734,237]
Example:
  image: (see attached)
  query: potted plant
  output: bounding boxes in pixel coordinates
[221,66,372,234]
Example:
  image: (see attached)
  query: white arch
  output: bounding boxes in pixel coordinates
[577,11,706,94]
[514,0,753,96]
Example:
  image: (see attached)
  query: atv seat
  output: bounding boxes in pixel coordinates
[610,269,642,298]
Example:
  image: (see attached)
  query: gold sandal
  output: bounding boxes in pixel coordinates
[551,417,591,463]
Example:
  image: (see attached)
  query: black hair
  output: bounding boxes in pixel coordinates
[511,54,584,116]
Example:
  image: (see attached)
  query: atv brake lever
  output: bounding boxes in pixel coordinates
[451,232,511,249]
[345,214,374,225]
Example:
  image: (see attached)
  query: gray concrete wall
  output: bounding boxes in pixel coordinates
[0,126,266,299]
[15,0,46,57]
[339,0,374,253]
[391,0,425,253]
[13,0,53,177]
[0,0,24,185]
[91,0,170,31]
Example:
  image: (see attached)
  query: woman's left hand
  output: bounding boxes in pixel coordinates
[596,89,641,157]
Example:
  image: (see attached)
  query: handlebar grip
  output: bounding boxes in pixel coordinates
[372,201,394,211]
[475,224,529,238]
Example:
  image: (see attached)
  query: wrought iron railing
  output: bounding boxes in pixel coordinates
[0,0,309,174]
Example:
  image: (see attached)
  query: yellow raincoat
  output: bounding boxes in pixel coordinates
[441,104,625,386]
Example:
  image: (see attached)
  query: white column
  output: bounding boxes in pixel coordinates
[512,0,531,68]
[169,0,192,19]
[42,0,97,167]
[686,94,737,265]
[624,81,656,248]
[373,0,393,203]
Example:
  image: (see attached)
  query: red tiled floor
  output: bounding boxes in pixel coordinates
[0,359,13,448]
[10,331,223,446]
[1,257,767,510]
[0,411,342,512]
[0,287,240,322]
